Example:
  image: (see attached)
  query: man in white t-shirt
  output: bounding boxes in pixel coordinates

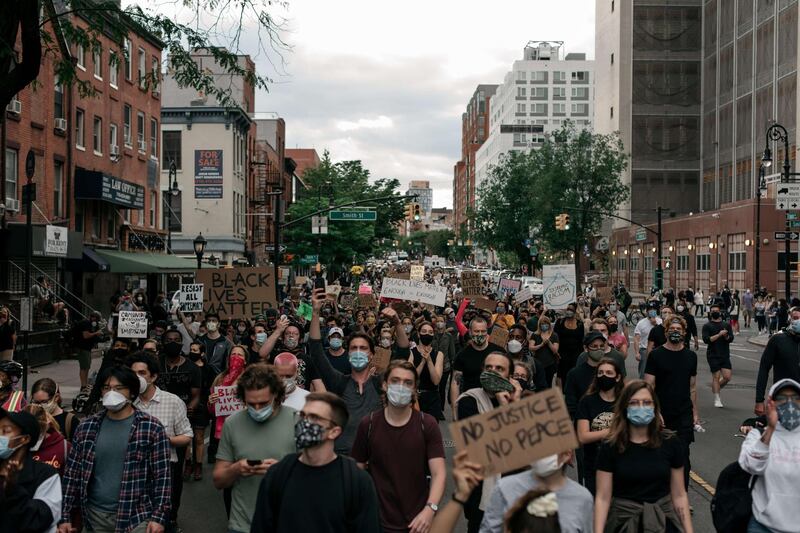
[274,352,311,410]
[633,303,662,379]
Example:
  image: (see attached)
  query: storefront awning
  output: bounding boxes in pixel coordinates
[74,167,145,209]
[93,249,204,273]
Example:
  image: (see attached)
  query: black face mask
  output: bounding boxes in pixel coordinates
[608,324,618,333]
[163,342,182,358]
[597,375,617,392]
[188,352,202,362]
[419,334,434,346]
[710,311,721,320]
[110,348,128,362]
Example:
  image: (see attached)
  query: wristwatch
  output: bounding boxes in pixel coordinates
[426,502,439,512]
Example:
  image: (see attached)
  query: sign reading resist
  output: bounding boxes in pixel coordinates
[179,284,204,312]
[117,311,148,338]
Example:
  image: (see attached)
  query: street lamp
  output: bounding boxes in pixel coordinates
[755,164,766,294]
[166,161,179,254]
[764,123,792,299]
[193,233,207,269]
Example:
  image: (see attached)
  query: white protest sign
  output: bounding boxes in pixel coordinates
[180,284,204,312]
[117,311,148,338]
[380,278,447,307]
[498,278,522,297]
[543,264,577,309]
[213,385,245,416]
[515,287,533,304]
[410,265,425,281]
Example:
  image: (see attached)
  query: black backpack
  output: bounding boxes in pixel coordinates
[710,461,756,533]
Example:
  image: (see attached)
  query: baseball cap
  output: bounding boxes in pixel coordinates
[583,331,606,346]
[0,408,40,446]
[769,378,800,399]
[327,327,344,338]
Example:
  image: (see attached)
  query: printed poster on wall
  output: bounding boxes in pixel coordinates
[194,150,223,199]
[44,225,68,257]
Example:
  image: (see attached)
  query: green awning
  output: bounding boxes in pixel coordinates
[94,249,204,273]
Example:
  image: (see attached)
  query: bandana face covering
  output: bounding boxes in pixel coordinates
[480,371,515,394]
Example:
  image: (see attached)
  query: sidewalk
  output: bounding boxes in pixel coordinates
[27,354,105,404]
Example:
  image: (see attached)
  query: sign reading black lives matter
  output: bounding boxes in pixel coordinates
[449,388,578,476]
[195,267,277,319]
[179,284,204,312]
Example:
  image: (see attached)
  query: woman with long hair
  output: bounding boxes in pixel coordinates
[594,380,693,533]
[409,321,444,419]
[576,358,624,495]
[30,377,78,442]
[530,316,560,388]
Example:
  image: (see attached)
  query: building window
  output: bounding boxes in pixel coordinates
[571,87,589,99]
[571,103,589,115]
[644,256,653,272]
[610,106,614,118]
[75,203,83,233]
[75,109,85,149]
[532,87,547,98]
[137,112,145,152]
[151,56,159,93]
[517,87,526,97]
[123,38,132,80]
[54,82,64,119]
[162,131,182,169]
[531,71,546,82]
[150,118,158,157]
[93,116,102,154]
[53,160,63,218]
[553,71,566,83]
[93,47,102,79]
[553,103,566,115]
[516,71,526,81]
[532,103,547,114]
[571,71,588,82]
[630,256,640,271]
[163,190,182,232]
[110,123,118,154]
[516,103,526,113]
[4,148,17,206]
[553,87,566,99]
[696,253,710,271]
[729,251,746,271]
[138,47,146,88]
[611,53,614,65]
[76,43,85,69]
[149,190,157,227]
[123,105,132,146]
[677,255,689,271]
[109,52,118,87]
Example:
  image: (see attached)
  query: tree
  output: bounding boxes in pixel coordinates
[1,0,287,110]
[283,151,405,271]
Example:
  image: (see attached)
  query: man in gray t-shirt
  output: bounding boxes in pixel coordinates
[88,414,135,512]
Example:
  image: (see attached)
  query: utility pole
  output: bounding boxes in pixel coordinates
[22,149,35,393]
[655,206,663,291]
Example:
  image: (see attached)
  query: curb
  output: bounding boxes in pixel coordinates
[747,335,769,348]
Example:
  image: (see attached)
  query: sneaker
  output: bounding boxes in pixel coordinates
[714,395,723,408]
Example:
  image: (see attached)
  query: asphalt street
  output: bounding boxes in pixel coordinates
[36,316,771,532]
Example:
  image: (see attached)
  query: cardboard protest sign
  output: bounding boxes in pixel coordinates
[179,284,204,312]
[515,287,533,304]
[371,347,392,373]
[474,297,496,312]
[390,301,413,316]
[410,265,425,281]
[543,265,577,310]
[117,311,148,338]
[488,327,509,348]
[295,276,308,286]
[195,267,277,319]
[498,278,522,297]
[358,294,377,309]
[380,278,447,307]
[358,284,373,295]
[460,271,482,298]
[289,287,301,301]
[596,286,613,302]
[326,284,342,299]
[450,388,578,477]
[213,385,245,416]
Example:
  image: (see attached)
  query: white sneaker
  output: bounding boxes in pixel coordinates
[714,395,723,408]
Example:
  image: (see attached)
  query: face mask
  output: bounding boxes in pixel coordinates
[295,418,327,450]
[419,334,434,346]
[531,454,561,478]
[648,310,658,319]
[29,433,45,452]
[668,331,683,344]
[627,406,655,426]
[472,334,487,346]
[237,325,247,333]
[540,324,550,332]
[206,322,219,332]
[710,311,721,320]
[247,403,274,423]
[255,332,268,344]
[366,317,376,325]
[91,321,98,328]
[404,325,413,334]
[110,348,128,362]
[189,352,202,362]
[608,324,618,333]
[349,351,370,371]
[790,320,800,334]
[597,375,617,392]
[380,338,392,348]
[508,339,523,354]
[436,322,445,330]
[329,338,343,350]
[588,349,605,363]
[284,338,299,349]
[496,307,505,314]
[283,377,297,393]
[564,310,575,318]
[39,399,58,415]
[609,305,617,312]
[480,371,515,394]
[137,375,150,395]
[677,305,685,312]
[0,435,23,460]
[163,342,182,358]
[777,401,800,431]
[386,383,414,407]
[102,390,129,412]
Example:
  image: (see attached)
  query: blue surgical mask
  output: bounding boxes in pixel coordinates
[791,320,800,334]
[386,383,413,407]
[247,403,274,423]
[329,338,343,350]
[627,406,655,426]
[540,324,550,332]
[255,332,268,344]
[349,351,370,371]
[648,310,658,318]
[0,435,22,459]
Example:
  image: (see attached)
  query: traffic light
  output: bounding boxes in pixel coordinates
[412,203,421,221]
[563,213,570,230]
[404,203,414,221]
[554,213,571,230]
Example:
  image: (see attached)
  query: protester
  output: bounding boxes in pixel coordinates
[207,346,248,464]
[594,380,693,533]
[410,321,445,419]
[198,313,233,375]
[24,403,70,476]
[273,352,310,411]
[0,407,62,533]
[606,314,628,355]
[433,314,457,414]
[59,365,172,533]
[675,301,700,350]
[31,378,78,442]
[185,341,213,481]
[213,363,296,533]
[645,305,672,355]
[249,391,381,531]
[739,378,800,533]
[325,326,351,374]
[259,316,324,392]
[633,303,661,379]
[0,360,25,412]
[554,303,584,387]
[755,306,800,416]
[450,317,504,415]
[491,301,515,330]
[351,360,446,533]
[575,320,626,378]
[530,315,560,388]
[565,331,614,419]
[72,310,103,390]
[0,307,16,361]
[576,358,624,495]
[702,302,734,408]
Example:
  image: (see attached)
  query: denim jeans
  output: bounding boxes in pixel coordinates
[638,347,648,378]
[747,516,774,533]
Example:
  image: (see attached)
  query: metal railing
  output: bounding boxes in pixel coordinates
[6,260,93,321]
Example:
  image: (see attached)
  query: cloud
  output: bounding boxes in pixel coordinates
[336,115,394,132]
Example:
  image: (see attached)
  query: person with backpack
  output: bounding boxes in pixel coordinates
[738,378,800,533]
[30,378,78,442]
[249,391,381,532]
[351,360,446,533]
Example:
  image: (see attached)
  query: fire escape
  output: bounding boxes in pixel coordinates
[250,151,284,263]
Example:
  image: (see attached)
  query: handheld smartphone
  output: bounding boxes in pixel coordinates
[314,275,326,290]
[246,459,262,466]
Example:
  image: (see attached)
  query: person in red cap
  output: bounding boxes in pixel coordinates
[0,406,62,532]
[274,352,310,411]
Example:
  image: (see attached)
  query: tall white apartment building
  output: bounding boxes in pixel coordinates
[475,42,595,190]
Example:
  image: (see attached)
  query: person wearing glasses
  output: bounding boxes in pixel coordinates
[59,365,172,533]
[739,378,800,533]
[594,381,693,533]
[212,363,296,533]
[250,391,381,532]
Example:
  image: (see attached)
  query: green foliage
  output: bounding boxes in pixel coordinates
[284,151,405,269]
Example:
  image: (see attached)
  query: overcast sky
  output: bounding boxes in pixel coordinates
[147,0,595,208]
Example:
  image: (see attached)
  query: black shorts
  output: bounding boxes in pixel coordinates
[190,404,210,428]
[707,354,732,373]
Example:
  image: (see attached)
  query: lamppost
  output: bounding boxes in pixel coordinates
[762,123,792,299]
[193,233,207,270]
[755,164,766,294]
[166,161,179,254]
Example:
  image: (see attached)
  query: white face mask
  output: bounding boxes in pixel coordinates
[206,321,219,332]
[102,390,129,412]
[30,434,45,452]
[531,454,561,478]
[507,339,523,354]
[138,375,149,395]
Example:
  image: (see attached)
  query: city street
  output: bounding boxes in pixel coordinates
[34,314,770,532]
